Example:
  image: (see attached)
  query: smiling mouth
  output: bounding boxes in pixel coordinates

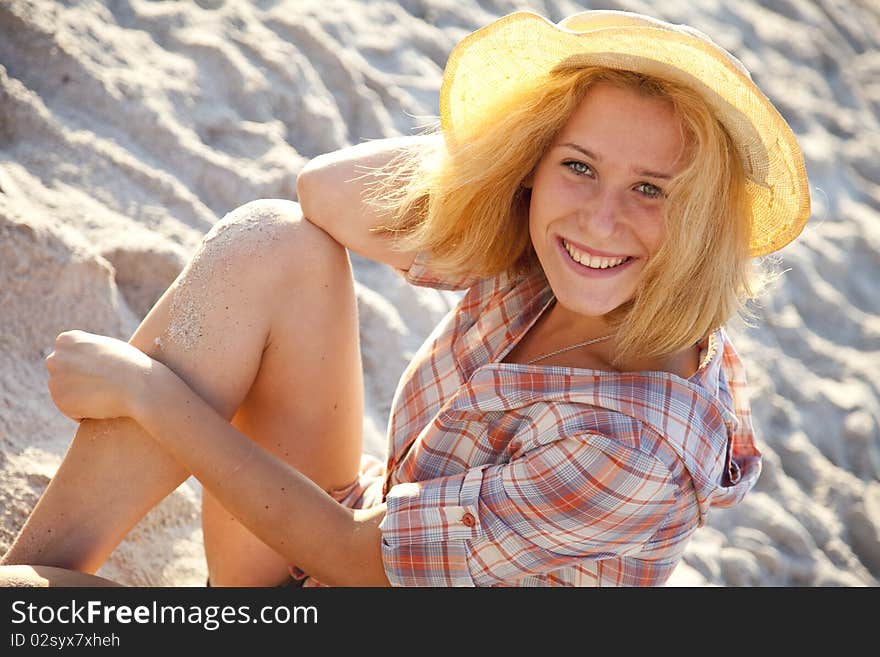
[562,239,634,270]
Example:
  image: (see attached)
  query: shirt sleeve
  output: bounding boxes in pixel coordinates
[394,250,480,291]
[378,433,677,586]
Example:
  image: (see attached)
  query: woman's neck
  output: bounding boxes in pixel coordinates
[541,300,614,345]
[512,299,700,378]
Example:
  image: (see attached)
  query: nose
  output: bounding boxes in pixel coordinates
[578,187,620,239]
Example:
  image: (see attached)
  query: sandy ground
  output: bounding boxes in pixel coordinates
[0,0,878,586]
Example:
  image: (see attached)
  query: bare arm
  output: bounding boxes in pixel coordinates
[296,135,441,271]
[134,361,390,587]
[43,330,390,586]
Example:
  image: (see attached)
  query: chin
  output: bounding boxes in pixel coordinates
[540,250,644,316]
[553,288,632,318]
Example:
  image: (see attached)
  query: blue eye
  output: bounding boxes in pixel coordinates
[564,161,593,176]
[636,182,665,199]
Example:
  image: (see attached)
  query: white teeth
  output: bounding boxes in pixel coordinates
[563,240,628,269]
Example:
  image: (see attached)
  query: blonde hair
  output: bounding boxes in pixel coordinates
[369,66,767,364]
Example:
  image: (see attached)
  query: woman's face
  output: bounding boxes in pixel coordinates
[528,82,687,319]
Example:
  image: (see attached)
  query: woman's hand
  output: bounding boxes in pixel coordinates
[45,330,158,422]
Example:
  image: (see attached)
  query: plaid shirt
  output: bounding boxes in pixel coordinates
[305,254,761,587]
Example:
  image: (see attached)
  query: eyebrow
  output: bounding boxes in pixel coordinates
[558,142,673,180]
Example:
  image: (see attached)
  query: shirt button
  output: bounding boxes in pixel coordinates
[461,512,476,527]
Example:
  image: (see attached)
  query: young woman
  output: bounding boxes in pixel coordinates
[0,10,809,587]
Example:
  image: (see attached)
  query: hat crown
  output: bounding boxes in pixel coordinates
[558,10,751,79]
[560,10,669,32]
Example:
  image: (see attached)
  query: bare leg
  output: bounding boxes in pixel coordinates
[0,565,123,587]
[201,202,364,585]
[1,200,364,586]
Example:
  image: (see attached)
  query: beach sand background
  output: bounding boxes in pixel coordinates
[0,0,878,586]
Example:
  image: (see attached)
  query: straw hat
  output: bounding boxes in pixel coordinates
[440,11,811,257]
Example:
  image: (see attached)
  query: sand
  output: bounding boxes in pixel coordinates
[0,0,878,586]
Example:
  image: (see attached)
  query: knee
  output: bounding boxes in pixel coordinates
[204,199,346,273]
[205,199,304,258]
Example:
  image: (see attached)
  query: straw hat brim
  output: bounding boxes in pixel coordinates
[440,11,811,257]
